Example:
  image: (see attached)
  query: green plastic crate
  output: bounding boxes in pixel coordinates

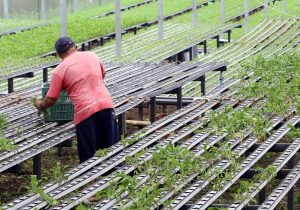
[42,82,74,122]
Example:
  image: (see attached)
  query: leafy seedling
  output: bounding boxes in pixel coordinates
[0,115,6,130]
[28,175,58,206]
[287,124,300,140]
[75,203,92,210]
[53,162,68,184]
[95,148,109,158]
[0,138,16,151]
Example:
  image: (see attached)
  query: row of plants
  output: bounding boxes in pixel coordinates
[113,54,300,208]
[0,0,211,67]
[209,52,300,206]
[0,0,152,33]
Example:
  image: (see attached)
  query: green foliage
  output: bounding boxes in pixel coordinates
[0,138,16,151]
[208,105,270,141]
[52,162,68,184]
[0,0,212,66]
[296,194,300,204]
[120,131,145,147]
[0,115,6,131]
[239,53,300,116]
[125,149,144,166]
[75,203,92,210]
[287,124,300,140]
[96,179,118,200]
[95,148,109,158]
[75,204,86,210]
[0,115,16,152]
[28,175,57,206]
[232,165,277,202]
[254,166,277,182]
[96,143,205,208]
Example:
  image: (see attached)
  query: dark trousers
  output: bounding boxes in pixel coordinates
[75,108,119,163]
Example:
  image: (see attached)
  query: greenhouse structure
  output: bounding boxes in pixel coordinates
[0,0,300,209]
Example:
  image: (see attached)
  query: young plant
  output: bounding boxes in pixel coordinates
[75,203,92,210]
[0,138,16,151]
[28,175,58,206]
[0,115,6,131]
[287,124,300,140]
[53,162,68,184]
[232,180,255,202]
[95,148,109,158]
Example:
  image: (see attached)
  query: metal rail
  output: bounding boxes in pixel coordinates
[92,0,157,18]
[225,0,281,22]
[0,22,50,37]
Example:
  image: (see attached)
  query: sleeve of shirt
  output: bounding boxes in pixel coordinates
[47,74,62,98]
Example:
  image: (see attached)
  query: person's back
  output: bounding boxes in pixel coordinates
[49,51,114,126]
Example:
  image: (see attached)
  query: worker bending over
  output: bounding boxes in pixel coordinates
[35,37,119,163]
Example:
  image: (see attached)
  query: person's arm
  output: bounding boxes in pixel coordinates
[35,97,58,111]
[34,74,62,111]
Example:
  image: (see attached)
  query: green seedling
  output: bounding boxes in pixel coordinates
[0,115,6,130]
[232,180,255,202]
[28,175,58,206]
[287,124,300,140]
[120,135,127,147]
[53,162,68,184]
[16,127,24,137]
[75,203,92,210]
[0,138,16,151]
[95,148,109,158]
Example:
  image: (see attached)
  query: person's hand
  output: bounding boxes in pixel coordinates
[34,99,45,111]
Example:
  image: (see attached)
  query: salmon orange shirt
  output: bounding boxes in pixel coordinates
[47,51,114,126]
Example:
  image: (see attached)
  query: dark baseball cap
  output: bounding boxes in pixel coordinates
[55,36,75,55]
